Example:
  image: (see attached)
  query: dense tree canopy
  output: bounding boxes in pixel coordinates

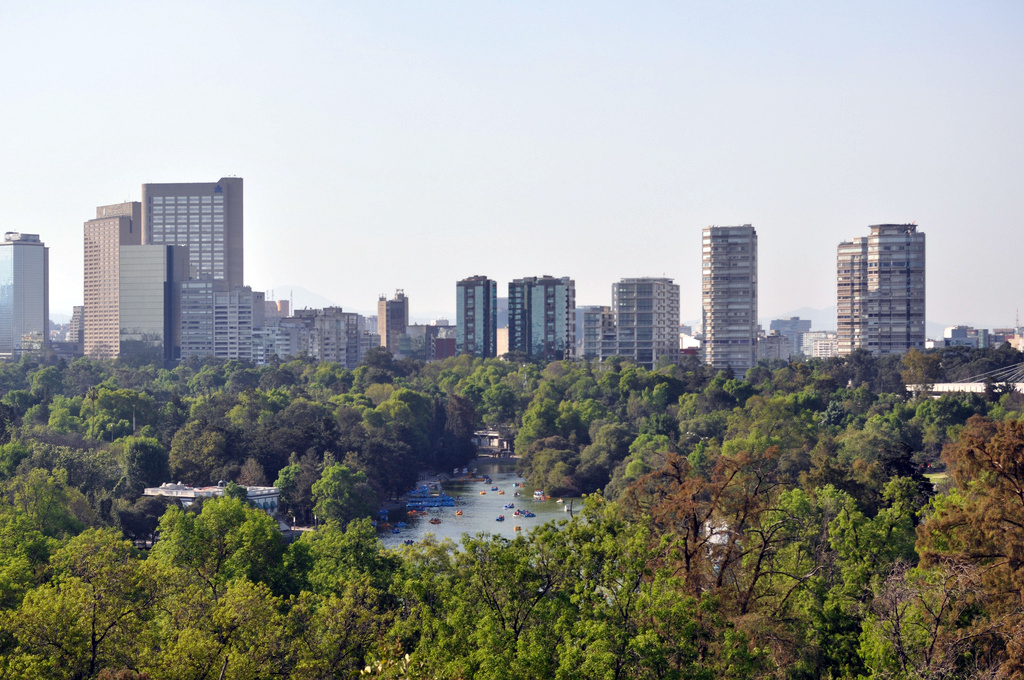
[0,344,1020,677]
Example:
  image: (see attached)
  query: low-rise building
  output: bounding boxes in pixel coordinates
[144,482,280,514]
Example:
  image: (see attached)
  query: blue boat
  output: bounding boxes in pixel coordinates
[403,539,414,546]
[503,503,515,509]
[491,486,498,491]
[495,515,505,522]
[523,511,536,518]
[392,528,401,534]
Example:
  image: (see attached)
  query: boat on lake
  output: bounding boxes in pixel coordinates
[495,515,505,522]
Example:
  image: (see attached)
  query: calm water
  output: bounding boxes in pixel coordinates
[378,459,580,548]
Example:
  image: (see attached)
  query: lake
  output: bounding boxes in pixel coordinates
[377,458,580,548]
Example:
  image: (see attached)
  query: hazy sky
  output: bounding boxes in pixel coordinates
[2,1,1022,328]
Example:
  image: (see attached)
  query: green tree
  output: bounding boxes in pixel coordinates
[115,437,169,497]
[312,464,374,526]
[150,496,285,599]
[2,529,154,680]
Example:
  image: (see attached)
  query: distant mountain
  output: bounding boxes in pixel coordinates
[261,285,340,313]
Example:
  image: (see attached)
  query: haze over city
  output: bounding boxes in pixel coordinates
[1,1,1021,328]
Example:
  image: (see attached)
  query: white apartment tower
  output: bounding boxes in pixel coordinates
[702,225,758,376]
[837,224,925,356]
[608,278,680,369]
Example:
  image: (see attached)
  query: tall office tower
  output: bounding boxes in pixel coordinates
[0,233,49,357]
[456,275,498,357]
[769,317,812,358]
[180,282,263,361]
[508,276,576,361]
[702,225,758,376]
[578,305,616,360]
[837,224,925,356]
[119,245,189,365]
[84,202,142,358]
[141,177,243,288]
[609,278,680,369]
[377,290,409,351]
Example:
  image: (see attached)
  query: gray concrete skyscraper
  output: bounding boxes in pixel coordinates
[141,177,243,288]
[702,225,758,376]
[0,232,49,357]
[837,224,925,356]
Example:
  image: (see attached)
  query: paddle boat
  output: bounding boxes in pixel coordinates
[480,491,486,495]
[495,515,505,522]
[556,499,564,504]
[392,527,401,534]
[514,526,522,532]
[429,518,442,525]
[490,485,498,491]
[403,539,414,546]
[498,490,505,495]
[523,511,536,518]
[503,503,515,509]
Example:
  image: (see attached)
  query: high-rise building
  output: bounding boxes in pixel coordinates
[837,224,925,356]
[610,278,680,369]
[84,202,142,358]
[141,177,243,288]
[0,232,49,357]
[769,317,812,359]
[802,331,839,358]
[578,305,616,360]
[702,225,758,376]
[68,306,84,347]
[377,290,409,352]
[508,276,576,361]
[311,307,363,368]
[119,245,189,364]
[456,276,498,357]
[179,282,263,361]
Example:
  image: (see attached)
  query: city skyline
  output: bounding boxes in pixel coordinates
[2,3,1023,329]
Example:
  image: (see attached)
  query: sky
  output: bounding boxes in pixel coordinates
[1,1,1022,329]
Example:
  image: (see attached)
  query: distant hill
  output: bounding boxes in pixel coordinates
[261,285,339,312]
